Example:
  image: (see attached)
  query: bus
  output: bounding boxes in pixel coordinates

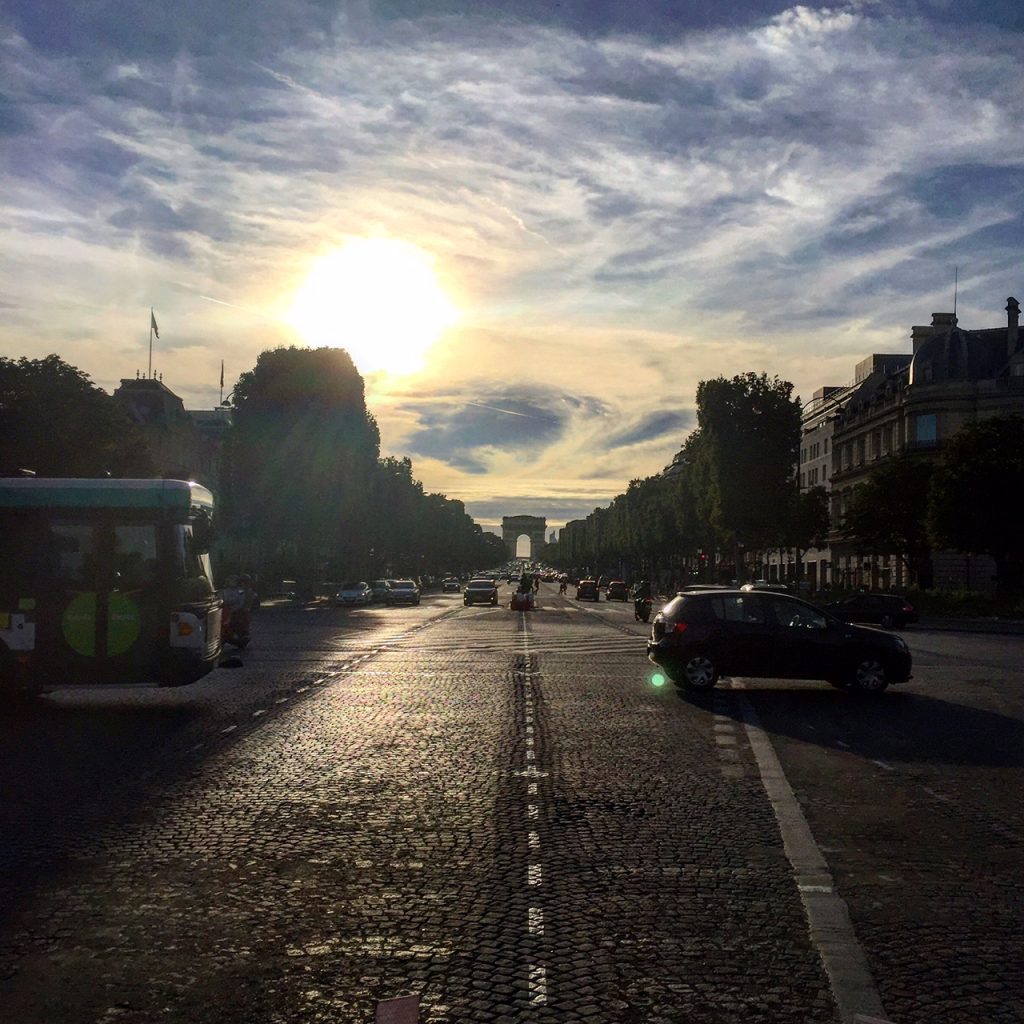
[0,478,223,697]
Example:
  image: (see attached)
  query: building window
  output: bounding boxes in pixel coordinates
[824,437,829,454]
[915,413,937,444]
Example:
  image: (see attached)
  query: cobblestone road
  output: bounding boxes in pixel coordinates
[0,585,1019,1023]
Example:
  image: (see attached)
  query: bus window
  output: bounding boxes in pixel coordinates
[49,523,97,587]
[174,524,215,599]
[113,524,159,591]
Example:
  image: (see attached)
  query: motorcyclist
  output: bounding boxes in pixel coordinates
[633,579,653,622]
[558,577,567,595]
[222,574,252,647]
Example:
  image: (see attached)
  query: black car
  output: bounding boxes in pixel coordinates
[821,593,918,629]
[464,578,499,606]
[575,579,599,601]
[606,581,629,601]
[647,589,912,693]
[388,579,421,605]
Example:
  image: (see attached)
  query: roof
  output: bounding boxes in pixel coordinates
[0,478,214,511]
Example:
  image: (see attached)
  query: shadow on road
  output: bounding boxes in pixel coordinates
[679,684,1024,769]
[0,697,207,924]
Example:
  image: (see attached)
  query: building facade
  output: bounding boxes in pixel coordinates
[765,296,1024,592]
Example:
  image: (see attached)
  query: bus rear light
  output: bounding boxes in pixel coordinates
[176,621,194,637]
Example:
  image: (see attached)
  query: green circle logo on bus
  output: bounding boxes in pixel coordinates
[62,593,142,657]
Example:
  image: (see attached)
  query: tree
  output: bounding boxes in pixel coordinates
[843,453,934,587]
[928,415,1024,597]
[694,372,801,579]
[221,346,380,585]
[0,355,154,477]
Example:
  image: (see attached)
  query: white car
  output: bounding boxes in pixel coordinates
[336,581,372,606]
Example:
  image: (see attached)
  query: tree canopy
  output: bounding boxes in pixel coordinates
[927,414,1024,595]
[843,452,935,587]
[0,355,153,477]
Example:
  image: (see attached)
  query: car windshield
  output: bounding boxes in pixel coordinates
[392,581,415,590]
[341,582,363,590]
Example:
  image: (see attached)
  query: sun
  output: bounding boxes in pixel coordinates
[288,238,459,375]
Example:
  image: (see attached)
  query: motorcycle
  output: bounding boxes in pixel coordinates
[634,596,652,623]
[221,605,251,649]
[221,583,252,649]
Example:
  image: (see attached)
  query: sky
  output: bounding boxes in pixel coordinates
[3,1,1024,534]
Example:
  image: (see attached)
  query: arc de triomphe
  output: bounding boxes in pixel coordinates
[502,515,548,561]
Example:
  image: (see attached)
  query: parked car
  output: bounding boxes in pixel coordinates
[336,581,372,606]
[370,579,394,603]
[442,577,461,593]
[740,581,793,594]
[575,579,599,601]
[388,579,421,605]
[647,589,912,693]
[606,580,629,601]
[464,578,499,606]
[821,593,918,629]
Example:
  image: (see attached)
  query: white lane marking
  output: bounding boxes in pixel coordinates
[528,907,544,936]
[527,804,539,819]
[252,709,267,717]
[732,683,889,1023]
[295,686,309,693]
[526,749,535,761]
[528,965,547,1004]
[922,787,952,803]
[528,831,540,850]
[220,725,237,734]
[836,740,850,749]
[871,759,895,772]
[274,697,289,704]
[715,734,737,745]
[528,863,542,886]
[528,782,538,795]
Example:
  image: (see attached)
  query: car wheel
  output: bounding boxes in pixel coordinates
[680,653,719,691]
[880,613,894,628]
[851,658,889,693]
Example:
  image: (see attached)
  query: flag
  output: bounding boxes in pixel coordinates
[150,309,159,338]
[220,360,224,388]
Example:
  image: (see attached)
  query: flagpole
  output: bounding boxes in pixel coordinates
[148,309,153,379]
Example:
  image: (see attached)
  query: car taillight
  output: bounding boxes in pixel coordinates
[902,603,913,613]
[673,622,688,634]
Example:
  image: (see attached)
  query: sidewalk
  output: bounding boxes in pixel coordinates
[914,616,1024,636]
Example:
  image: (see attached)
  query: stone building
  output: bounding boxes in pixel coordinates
[112,375,231,495]
[770,296,1024,592]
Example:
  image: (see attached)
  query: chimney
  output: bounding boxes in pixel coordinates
[931,312,957,328]
[1007,296,1020,357]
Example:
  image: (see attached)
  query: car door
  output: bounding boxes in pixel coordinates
[706,594,772,677]
[764,596,841,680]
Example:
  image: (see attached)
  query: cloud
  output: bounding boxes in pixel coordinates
[604,410,693,449]
[401,384,606,473]
[2,2,1024,525]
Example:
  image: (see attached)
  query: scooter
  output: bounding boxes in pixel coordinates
[634,596,652,623]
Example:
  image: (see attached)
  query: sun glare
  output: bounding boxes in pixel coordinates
[289,238,459,375]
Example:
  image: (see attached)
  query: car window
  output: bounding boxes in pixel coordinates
[709,595,765,624]
[772,598,828,630]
